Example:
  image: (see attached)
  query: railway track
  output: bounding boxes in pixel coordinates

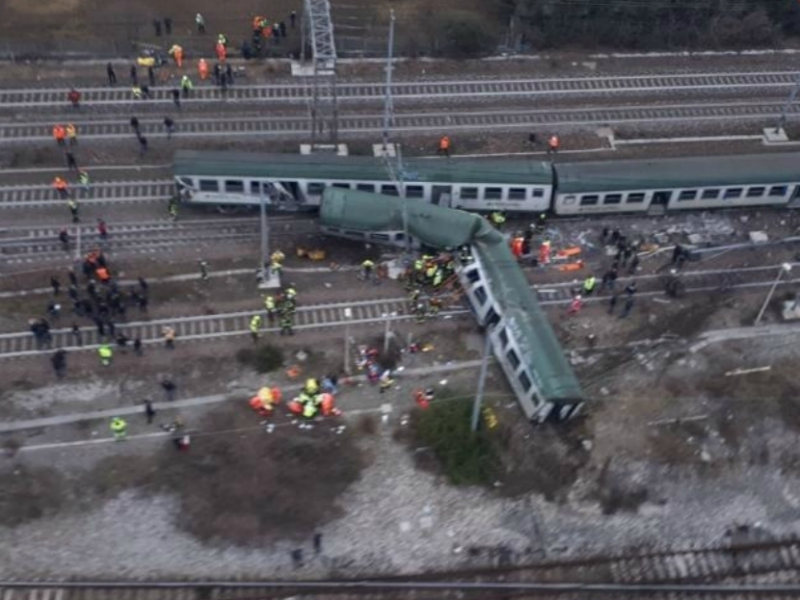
[0,100,796,143]
[0,179,173,208]
[2,263,799,359]
[0,217,317,263]
[0,71,797,109]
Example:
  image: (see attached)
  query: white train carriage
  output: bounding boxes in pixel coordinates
[553,153,800,215]
[173,150,554,213]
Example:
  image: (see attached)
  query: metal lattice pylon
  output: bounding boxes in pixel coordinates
[302,0,338,147]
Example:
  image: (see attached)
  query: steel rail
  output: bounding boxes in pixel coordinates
[0,100,797,143]
[0,218,318,263]
[0,179,174,208]
[2,263,799,359]
[1,71,798,109]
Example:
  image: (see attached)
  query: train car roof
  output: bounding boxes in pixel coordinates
[320,187,584,404]
[556,152,800,194]
[173,150,554,186]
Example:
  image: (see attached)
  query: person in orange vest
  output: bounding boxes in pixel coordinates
[538,240,551,265]
[215,41,226,62]
[437,135,450,157]
[197,58,209,80]
[53,124,66,147]
[96,266,111,283]
[511,236,524,259]
[65,123,77,146]
[169,44,184,68]
[548,134,560,154]
[253,15,265,31]
[53,176,69,199]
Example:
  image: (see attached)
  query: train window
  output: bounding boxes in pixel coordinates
[332,183,351,189]
[770,185,788,197]
[532,188,545,198]
[626,193,645,203]
[724,188,743,199]
[307,182,325,195]
[519,372,532,393]
[343,231,365,238]
[701,189,720,200]
[466,269,481,284]
[746,187,766,198]
[460,187,478,200]
[178,177,194,187]
[580,195,599,206]
[406,185,424,198]
[225,180,244,193]
[369,233,390,241]
[603,194,622,205]
[357,184,375,192]
[508,188,527,200]
[199,179,219,192]
[562,195,577,205]
[506,349,521,370]
[486,308,501,327]
[381,184,399,196]
[484,187,503,200]
[473,286,488,306]
[498,328,509,348]
[678,190,697,201]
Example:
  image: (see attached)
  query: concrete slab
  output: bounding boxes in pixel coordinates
[290,61,335,77]
[299,143,349,156]
[373,143,397,158]
[257,269,281,290]
[763,127,789,144]
[749,231,769,243]
[782,300,800,321]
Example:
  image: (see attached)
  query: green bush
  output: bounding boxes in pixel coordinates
[411,394,500,486]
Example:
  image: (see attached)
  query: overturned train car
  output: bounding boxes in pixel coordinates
[320,187,585,423]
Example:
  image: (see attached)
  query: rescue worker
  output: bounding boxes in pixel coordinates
[568,294,583,316]
[285,285,297,304]
[428,296,443,317]
[536,212,547,232]
[413,257,425,283]
[249,314,262,343]
[169,44,184,68]
[217,33,228,46]
[78,170,90,191]
[98,343,113,366]
[302,398,317,419]
[304,378,319,396]
[415,299,427,323]
[361,259,375,281]
[110,416,127,440]
[539,240,551,265]
[198,58,209,80]
[583,275,597,296]
[53,124,66,146]
[379,369,394,393]
[68,199,80,223]
[511,235,524,259]
[490,211,506,228]
[215,41,227,63]
[437,135,450,157]
[132,85,143,99]
[66,123,77,146]
[168,195,178,220]
[548,134,560,154]
[264,294,277,323]
[180,74,193,98]
[270,249,285,275]
[67,88,81,109]
[432,268,444,288]
[53,176,69,199]
[279,313,294,336]
[163,325,176,349]
[196,12,206,33]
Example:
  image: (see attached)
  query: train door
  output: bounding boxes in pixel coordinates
[280,181,301,203]
[648,190,672,215]
[432,185,452,208]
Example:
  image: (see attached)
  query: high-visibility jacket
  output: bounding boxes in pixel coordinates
[67,200,78,212]
[362,259,375,270]
[303,402,317,418]
[271,250,285,263]
[196,13,205,26]
[132,86,142,99]
[96,267,110,282]
[99,345,113,361]
[253,16,265,31]
[285,287,297,299]
[250,315,262,331]
[432,269,443,287]
[53,177,67,190]
[66,124,77,139]
[304,378,319,395]
[198,59,209,79]
[53,125,66,140]
[264,296,276,311]
[511,237,524,258]
[110,417,126,431]
[490,212,506,225]
[414,259,424,271]
[439,136,450,150]
[180,75,193,90]
[215,43,227,61]
[217,33,228,45]
[169,44,183,56]
[79,171,89,185]
[583,276,596,292]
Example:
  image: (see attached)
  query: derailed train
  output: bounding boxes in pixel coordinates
[320,187,585,423]
[174,150,800,216]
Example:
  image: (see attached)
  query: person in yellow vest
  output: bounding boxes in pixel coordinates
[583,275,597,296]
[65,123,77,146]
[110,417,127,440]
[304,378,319,396]
[249,314,262,343]
[264,295,277,323]
[302,400,317,419]
[361,259,375,281]
[98,343,113,366]
[490,211,506,228]
[432,268,443,287]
